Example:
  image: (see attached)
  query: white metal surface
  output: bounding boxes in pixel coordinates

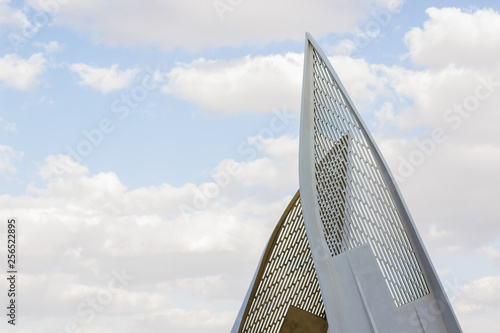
[299,33,462,333]
[232,33,463,333]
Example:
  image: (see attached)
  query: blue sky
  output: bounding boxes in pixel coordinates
[1,0,500,332]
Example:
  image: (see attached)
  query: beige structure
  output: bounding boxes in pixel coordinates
[231,191,327,332]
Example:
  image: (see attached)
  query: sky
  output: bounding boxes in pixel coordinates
[0,0,499,332]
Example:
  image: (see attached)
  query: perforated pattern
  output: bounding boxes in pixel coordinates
[311,49,429,306]
[241,193,326,333]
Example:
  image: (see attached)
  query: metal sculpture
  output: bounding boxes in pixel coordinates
[232,33,462,333]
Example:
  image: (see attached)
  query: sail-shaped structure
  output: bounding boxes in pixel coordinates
[232,33,462,333]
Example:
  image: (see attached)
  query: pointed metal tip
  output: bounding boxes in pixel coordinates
[304,32,321,50]
[305,32,313,42]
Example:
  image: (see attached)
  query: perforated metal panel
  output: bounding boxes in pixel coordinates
[235,34,462,333]
[311,48,429,307]
[239,191,326,333]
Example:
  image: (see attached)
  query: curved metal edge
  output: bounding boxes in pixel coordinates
[299,33,344,333]
[301,32,462,332]
[231,190,301,333]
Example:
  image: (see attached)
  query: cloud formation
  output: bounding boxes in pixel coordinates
[456,276,500,314]
[405,7,500,69]
[0,134,298,332]
[70,63,140,93]
[0,53,46,89]
[162,53,303,114]
[161,53,391,115]
[0,0,31,34]
[0,145,23,176]
[28,0,403,50]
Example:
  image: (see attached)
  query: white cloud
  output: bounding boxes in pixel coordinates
[0,53,46,90]
[375,102,395,122]
[163,53,303,114]
[37,154,89,180]
[29,0,404,50]
[34,40,64,53]
[59,283,170,313]
[0,135,299,331]
[405,7,500,69]
[0,0,31,34]
[70,63,139,93]
[459,312,500,333]
[0,145,23,176]
[329,39,358,56]
[380,129,500,252]
[482,246,500,266]
[131,308,236,333]
[175,275,226,299]
[162,53,391,115]
[4,122,16,131]
[0,117,17,132]
[329,55,392,109]
[455,276,500,314]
